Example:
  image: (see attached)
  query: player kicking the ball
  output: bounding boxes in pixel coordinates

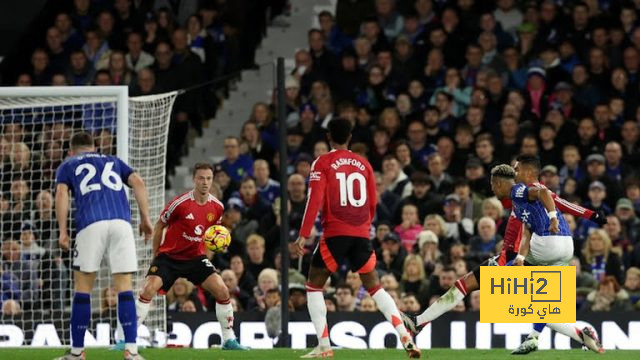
[134,163,247,350]
[55,132,153,360]
[491,164,604,355]
[296,118,420,358]
[401,157,605,355]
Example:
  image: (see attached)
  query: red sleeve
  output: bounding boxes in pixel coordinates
[501,198,513,210]
[160,194,185,224]
[367,163,377,221]
[551,192,594,219]
[300,159,326,238]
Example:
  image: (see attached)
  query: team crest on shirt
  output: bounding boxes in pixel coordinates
[207,213,214,222]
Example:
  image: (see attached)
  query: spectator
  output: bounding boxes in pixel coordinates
[427,153,454,195]
[417,230,441,275]
[107,51,133,86]
[242,122,275,163]
[221,269,251,311]
[125,32,155,72]
[382,155,412,198]
[66,50,95,85]
[220,136,253,182]
[400,254,429,303]
[245,234,273,281]
[425,266,457,304]
[45,27,70,74]
[1,299,21,316]
[469,290,480,312]
[335,284,356,312]
[394,203,422,252]
[222,198,258,252]
[469,217,501,259]
[253,268,278,311]
[359,295,377,312]
[584,276,633,312]
[253,160,280,206]
[345,271,367,308]
[571,257,597,309]
[289,284,307,312]
[442,194,474,244]
[582,229,625,284]
[615,198,640,243]
[376,232,406,280]
[233,177,271,223]
[99,287,118,315]
[229,255,256,295]
[394,171,442,224]
[166,278,203,312]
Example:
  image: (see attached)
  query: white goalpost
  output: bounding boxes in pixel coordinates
[0,86,177,346]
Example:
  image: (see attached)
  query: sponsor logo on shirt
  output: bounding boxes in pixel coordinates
[194,225,204,236]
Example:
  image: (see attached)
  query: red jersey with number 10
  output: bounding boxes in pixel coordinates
[158,190,224,260]
[300,149,377,239]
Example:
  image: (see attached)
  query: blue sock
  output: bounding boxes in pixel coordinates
[70,292,91,349]
[118,291,137,343]
[534,323,547,333]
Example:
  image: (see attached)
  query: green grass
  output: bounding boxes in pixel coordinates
[1,348,638,360]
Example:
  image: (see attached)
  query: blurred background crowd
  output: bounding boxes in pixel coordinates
[2,0,640,321]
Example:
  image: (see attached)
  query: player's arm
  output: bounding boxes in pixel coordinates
[551,192,605,225]
[151,219,167,256]
[296,161,326,255]
[526,186,560,233]
[55,183,71,251]
[514,225,531,266]
[128,172,153,242]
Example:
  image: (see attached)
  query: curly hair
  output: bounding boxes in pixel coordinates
[490,164,516,179]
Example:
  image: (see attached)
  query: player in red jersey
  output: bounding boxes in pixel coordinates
[401,155,607,336]
[295,118,420,358]
[134,163,247,350]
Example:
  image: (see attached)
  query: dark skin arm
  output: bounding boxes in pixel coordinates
[527,187,559,233]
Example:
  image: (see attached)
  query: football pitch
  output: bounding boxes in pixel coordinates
[1,348,639,360]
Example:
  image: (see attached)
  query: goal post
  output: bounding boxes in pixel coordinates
[0,86,177,346]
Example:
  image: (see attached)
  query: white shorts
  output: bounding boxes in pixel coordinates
[526,233,573,266]
[73,219,138,274]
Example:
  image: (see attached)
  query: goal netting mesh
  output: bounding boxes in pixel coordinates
[0,88,177,346]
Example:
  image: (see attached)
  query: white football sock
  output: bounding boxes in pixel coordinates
[370,286,410,339]
[306,283,330,347]
[417,279,467,326]
[547,323,582,343]
[216,299,236,341]
[136,295,152,327]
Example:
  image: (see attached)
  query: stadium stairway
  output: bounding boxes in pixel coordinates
[166,0,336,201]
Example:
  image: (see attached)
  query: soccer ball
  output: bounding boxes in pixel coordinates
[203,225,231,252]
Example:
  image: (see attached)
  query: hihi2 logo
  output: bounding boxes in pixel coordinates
[480,266,575,323]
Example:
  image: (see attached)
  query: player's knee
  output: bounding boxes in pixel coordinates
[142,276,162,296]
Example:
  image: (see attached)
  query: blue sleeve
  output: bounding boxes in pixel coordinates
[116,157,135,183]
[510,183,529,205]
[55,162,71,186]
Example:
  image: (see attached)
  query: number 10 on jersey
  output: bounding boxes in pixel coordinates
[336,172,367,207]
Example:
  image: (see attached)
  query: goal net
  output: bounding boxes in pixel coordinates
[0,86,177,347]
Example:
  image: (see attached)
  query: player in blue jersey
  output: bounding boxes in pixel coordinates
[54,132,153,360]
[490,164,604,354]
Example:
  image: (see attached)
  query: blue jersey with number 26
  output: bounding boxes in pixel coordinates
[56,152,134,232]
[510,183,571,237]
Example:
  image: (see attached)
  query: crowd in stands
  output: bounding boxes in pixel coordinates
[1,0,280,316]
[3,0,640,322]
[202,0,640,316]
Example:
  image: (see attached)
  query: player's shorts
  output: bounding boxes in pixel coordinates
[147,253,217,293]
[73,219,137,274]
[526,233,573,266]
[311,236,376,274]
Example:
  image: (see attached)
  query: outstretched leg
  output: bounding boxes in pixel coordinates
[201,273,248,350]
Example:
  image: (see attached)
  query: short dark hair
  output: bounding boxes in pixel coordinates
[442,266,456,274]
[193,162,214,176]
[516,154,541,171]
[335,283,353,295]
[328,118,352,145]
[70,132,94,149]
